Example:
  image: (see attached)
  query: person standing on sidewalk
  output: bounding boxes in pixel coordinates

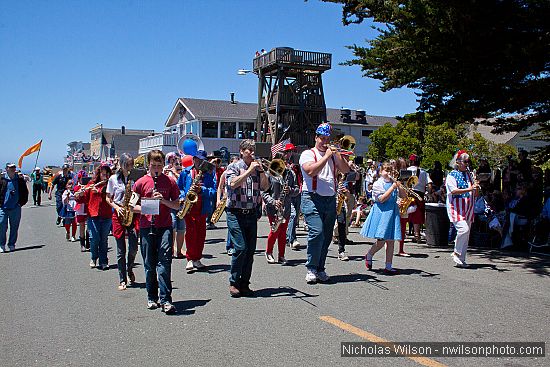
[225,139,269,297]
[0,163,29,253]
[299,123,349,284]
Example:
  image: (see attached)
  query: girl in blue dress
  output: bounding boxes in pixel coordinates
[360,162,406,274]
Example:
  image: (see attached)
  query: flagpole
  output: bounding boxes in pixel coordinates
[34,147,41,169]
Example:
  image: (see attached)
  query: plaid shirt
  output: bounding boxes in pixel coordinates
[225,159,262,209]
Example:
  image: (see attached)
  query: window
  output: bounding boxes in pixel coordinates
[220,121,236,138]
[202,121,218,138]
[238,122,256,139]
[362,129,373,137]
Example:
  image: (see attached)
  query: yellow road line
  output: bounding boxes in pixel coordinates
[320,315,448,367]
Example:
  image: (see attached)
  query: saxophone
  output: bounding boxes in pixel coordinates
[119,179,134,227]
[336,174,346,215]
[210,197,226,224]
[176,170,203,219]
[270,176,288,232]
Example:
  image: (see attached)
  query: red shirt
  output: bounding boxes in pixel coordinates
[75,182,111,218]
[133,174,179,228]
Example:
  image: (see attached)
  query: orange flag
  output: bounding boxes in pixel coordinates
[18,140,42,168]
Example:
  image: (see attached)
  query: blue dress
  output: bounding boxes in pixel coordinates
[360,181,401,240]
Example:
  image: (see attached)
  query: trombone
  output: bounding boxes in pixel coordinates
[257,158,286,178]
[327,135,356,154]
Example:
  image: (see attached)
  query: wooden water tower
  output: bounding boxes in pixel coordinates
[252,47,332,147]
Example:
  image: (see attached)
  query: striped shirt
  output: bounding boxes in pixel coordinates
[225,159,262,209]
[445,170,474,222]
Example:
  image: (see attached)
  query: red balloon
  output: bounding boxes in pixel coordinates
[181,155,193,167]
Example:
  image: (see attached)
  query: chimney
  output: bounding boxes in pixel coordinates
[121,125,126,134]
[340,108,351,122]
[230,92,236,104]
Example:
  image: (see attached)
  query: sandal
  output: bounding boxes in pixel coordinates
[118,282,127,291]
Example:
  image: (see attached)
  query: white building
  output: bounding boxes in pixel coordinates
[139,97,399,157]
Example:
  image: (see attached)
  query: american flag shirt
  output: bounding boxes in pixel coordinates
[445,170,475,222]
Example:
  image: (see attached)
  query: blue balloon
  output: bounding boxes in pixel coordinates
[183,139,198,156]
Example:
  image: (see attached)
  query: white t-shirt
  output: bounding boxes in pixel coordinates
[106,174,127,205]
[407,166,431,193]
[299,148,336,196]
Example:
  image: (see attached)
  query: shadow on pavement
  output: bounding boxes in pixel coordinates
[326,273,388,289]
[205,238,225,244]
[10,244,45,252]
[206,264,231,273]
[172,299,211,316]
[283,259,307,267]
[253,286,319,304]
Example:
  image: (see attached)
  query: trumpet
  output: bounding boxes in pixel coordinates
[327,135,356,154]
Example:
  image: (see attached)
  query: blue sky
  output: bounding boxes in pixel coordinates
[0,0,418,171]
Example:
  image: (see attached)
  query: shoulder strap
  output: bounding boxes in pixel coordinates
[311,149,318,192]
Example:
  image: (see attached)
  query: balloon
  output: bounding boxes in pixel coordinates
[183,139,198,156]
[181,155,193,168]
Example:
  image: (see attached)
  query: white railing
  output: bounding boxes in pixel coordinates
[139,133,178,154]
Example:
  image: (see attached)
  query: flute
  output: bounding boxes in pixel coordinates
[76,180,107,195]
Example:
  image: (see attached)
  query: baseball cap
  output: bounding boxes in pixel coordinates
[6,163,16,168]
[409,154,418,162]
[283,143,296,151]
[34,167,41,171]
[193,150,208,160]
[62,164,70,169]
[315,123,332,137]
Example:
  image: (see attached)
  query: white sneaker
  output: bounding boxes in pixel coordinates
[451,253,463,266]
[89,259,97,268]
[291,240,300,250]
[305,270,318,284]
[265,253,276,264]
[193,260,206,269]
[0,246,6,253]
[338,252,349,261]
[70,236,76,242]
[317,271,330,282]
[186,260,196,271]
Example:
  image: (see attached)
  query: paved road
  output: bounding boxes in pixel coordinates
[1,197,549,367]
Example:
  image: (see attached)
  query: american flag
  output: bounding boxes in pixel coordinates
[271,138,291,158]
[446,171,475,222]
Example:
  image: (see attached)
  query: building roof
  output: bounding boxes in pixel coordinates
[179,98,258,121]
[174,97,398,126]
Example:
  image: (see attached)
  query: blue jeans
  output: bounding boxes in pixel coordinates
[0,205,22,249]
[226,228,233,250]
[140,227,173,304]
[227,210,257,287]
[55,191,63,216]
[301,192,336,272]
[286,195,301,244]
[88,217,112,266]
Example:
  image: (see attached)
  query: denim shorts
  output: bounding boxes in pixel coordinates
[171,211,186,232]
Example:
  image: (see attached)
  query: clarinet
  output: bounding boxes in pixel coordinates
[150,172,159,236]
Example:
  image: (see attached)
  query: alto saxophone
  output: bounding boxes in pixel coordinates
[270,178,288,232]
[336,174,346,215]
[210,196,226,224]
[177,170,203,219]
[119,179,134,227]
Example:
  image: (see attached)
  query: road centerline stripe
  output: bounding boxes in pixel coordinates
[320,315,448,367]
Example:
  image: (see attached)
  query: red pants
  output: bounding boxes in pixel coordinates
[184,213,207,261]
[65,221,77,236]
[267,215,289,257]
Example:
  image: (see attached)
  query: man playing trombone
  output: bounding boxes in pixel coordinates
[299,123,350,284]
[225,139,269,297]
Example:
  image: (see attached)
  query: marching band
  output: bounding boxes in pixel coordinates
[45,121,527,314]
